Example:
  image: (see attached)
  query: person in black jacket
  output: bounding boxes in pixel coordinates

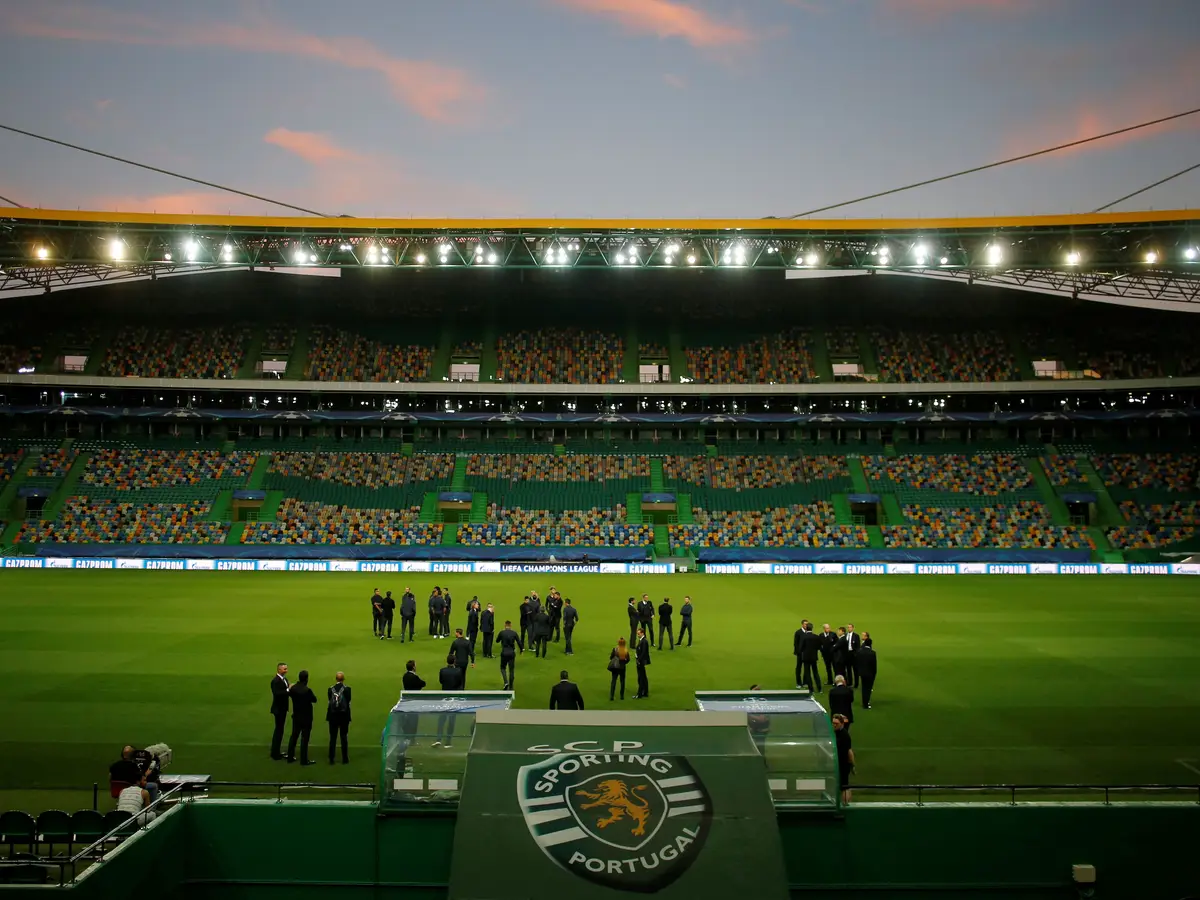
[402,659,426,692]
[843,623,861,688]
[441,588,454,637]
[532,604,551,658]
[450,628,473,687]
[608,637,630,700]
[496,620,523,689]
[399,588,416,643]
[678,596,693,647]
[379,591,396,640]
[828,675,854,727]
[371,589,384,637]
[520,595,537,646]
[435,654,464,748]
[326,671,352,764]
[400,660,425,750]
[269,662,290,760]
[798,622,823,693]
[546,589,563,642]
[481,603,496,658]
[657,597,675,651]
[561,598,579,655]
[549,670,585,710]
[626,598,640,646]
[856,635,878,709]
[634,628,652,699]
[286,670,317,765]
[428,587,442,637]
[819,624,838,684]
[832,626,849,680]
[637,594,655,641]
[466,599,481,659]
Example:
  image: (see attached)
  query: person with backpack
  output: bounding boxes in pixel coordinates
[326,671,352,765]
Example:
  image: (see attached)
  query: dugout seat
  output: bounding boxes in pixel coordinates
[35,810,72,855]
[0,810,36,855]
[70,810,105,847]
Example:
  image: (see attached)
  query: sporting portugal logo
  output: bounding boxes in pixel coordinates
[517,752,712,892]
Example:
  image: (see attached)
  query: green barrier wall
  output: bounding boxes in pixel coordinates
[5,801,1197,898]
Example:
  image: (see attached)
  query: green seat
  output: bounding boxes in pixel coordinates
[0,810,36,854]
[71,809,105,846]
[102,810,133,840]
[36,810,73,855]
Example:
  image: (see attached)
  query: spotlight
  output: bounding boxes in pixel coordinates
[557,249,567,263]
[440,243,452,255]
[223,249,233,262]
[664,256,674,266]
[487,252,498,264]
[293,249,306,264]
[805,252,819,267]
[940,256,949,265]
[877,246,890,263]
[667,244,680,255]
[915,255,926,267]
[340,243,352,252]
[913,243,929,258]
[439,254,449,264]
[163,252,172,262]
[545,250,555,264]
[109,240,124,260]
[309,253,317,263]
[985,244,1003,266]
[476,252,484,262]
[722,250,732,264]
[35,247,49,260]
[734,245,746,264]
[1144,251,1158,264]
[628,248,638,260]
[223,244,232,254]
[1066,251,1081,265]
[416,253,427,264]
[687,254,697,265]
[615,253,626,265]
[1185,247,1197,260]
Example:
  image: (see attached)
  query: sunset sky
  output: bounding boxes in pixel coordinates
[0,0,1196,219]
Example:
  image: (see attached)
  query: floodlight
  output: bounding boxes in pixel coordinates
[109,240,124,260]
[940,256,949,265]
[35,246,48,260]
[163,252,172,262]
[184,239,198,253]
[309,253,318,263]
[615,253,626,265]
[913,243,929,258]
[1066,251,1081,265]
[628,248,638,259]
[877,245,890,262]
[915,255,926,267]
[985,244,1003,266]
[687,254,697,265]
[340,243,352,252]
[416,253,427,264]
[475,253,484,262]
[440,243,452,254]
[767,246,776,254]
[722,250,732,263]
[487,252,498,264]
[734,245,746,263]
[1144,251,1158,264]
[557,249,567,263]
[293,249,306,264]
[223,244,232,254]
[439,254,449,264]
[223,250,233,262]
[805,252,819,267]
[1185,247,1197,260]
[667,244,680,255]
[545,250,555,263]
[664,256,674,266]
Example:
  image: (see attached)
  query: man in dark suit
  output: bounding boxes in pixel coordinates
[843,623,862,688]
[428,588,442,637]
[856,635,877,709]
[450,628,473,687]
[832,626,849,680]
[819,623,838,684]
[371,589,384,637]
[549,670,585,710]
[634,627,652,699]
[798,623,823,693]
[561,598,579,655]
[637,594,655,641]
[466,599,481,659]
[269,662,290,760]
[402,659,426,692]
[379,591,396,640]
[399,660,424,755]
[435,654,464,748]
[481,603,496,658]
[286,670,317,765]
[657,597,675,651]
[678,596,693,647]
[326,671,352,764]
[793,625,807,691]
[497,620,523,690]
[828,675,855,727]
[519,595,535,646]
[399,588,416,643]
[626,598,640,646]
[441,588,454,637]
[532,604,551,658]
[546,589,563,643]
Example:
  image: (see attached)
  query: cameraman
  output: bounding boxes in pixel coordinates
[130,746,162,802]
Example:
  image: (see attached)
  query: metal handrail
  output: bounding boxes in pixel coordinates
[848,783,1200,806]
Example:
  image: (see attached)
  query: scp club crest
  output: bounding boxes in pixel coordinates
[517,752,712,893]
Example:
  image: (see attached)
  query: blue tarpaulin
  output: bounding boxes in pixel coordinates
[642,493,677,503]
[438,492,473,503]
[232,490,267,501]
[1061,493,1098,504]
[17,487,54,499]
[847,494,881,504]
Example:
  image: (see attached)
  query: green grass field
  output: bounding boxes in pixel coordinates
[2,570,1199,814]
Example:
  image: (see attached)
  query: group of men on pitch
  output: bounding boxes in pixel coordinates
[793,620,878,708]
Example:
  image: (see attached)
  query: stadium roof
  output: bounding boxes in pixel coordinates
[3,206,1199,310]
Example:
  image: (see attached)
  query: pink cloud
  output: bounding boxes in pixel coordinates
[264,129,364,166]
[1,4,485,124]
[85,191,269,216]
[552,0,756,48]
[879,0,1035,18]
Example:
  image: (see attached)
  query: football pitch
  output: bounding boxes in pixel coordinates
[2,570,1199,812]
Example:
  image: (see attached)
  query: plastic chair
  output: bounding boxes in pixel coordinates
[71,810,105,847]
[0,810,36,855]
[35,810,73,856]
[102,810,133,841]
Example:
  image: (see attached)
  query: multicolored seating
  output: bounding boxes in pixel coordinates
[1106,526,1196,549]
[1119,499,1200,526]
[663,454,849,489]
[669,503,869,550]
[458,506,652,547]
[262,327,296,355]
[101,326,250,378]
[243,499,441,545]
[25,450,76,479]
[305,326,434,382]
[20,498,228,543]
[1040,455,1088,487]
[882,502,1093,549]
[685,330,816,384]
[639,342,668,358]
[81,449,255,491]
[495,328,623,384]
[267,452,452,487]
[0,449,22,485]
[1093,453,1199,492]
[864,454,1034,495]
[872,331,1017,382]
[0,334,42,374]
[826,328,859,359]
[466,454,649,481]
[452,340,483,358]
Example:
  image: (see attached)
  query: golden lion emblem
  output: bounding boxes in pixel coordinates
[575,779,652,837]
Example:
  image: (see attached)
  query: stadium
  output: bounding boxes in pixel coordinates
[0,202,1198,897]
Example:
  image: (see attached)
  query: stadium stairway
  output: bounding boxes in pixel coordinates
[667,327,687,384]
[441,522,459,547]
[881,493,904,525]
[478,327,498,383]
[450,457,468,492]
[245,454,271,490]
[236,328,265,379]
[847,457,871,494]
[625,492,643,524]
[1008,330,1036,381]
[1089,525,1119,560]
[401,443,414,457]
[623,325,639,383]
[83,328,114,375]
[283,325,310,380]
[430,324,453,382]
[810,328,834,382]
[653,524,669,558]
[419,492,439,523]
[832,493,852,524]
[1076,457,1125,526]
[224,522,246,545]
[650,459,665,493]
[469,493,488,523]
[37,451,91,523]
[1025,457,1072,525]
[675,493,694,524]
[854,330,880,378]
[209,490,233,522]
[0,455,37,544]
[258,491,284,521]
